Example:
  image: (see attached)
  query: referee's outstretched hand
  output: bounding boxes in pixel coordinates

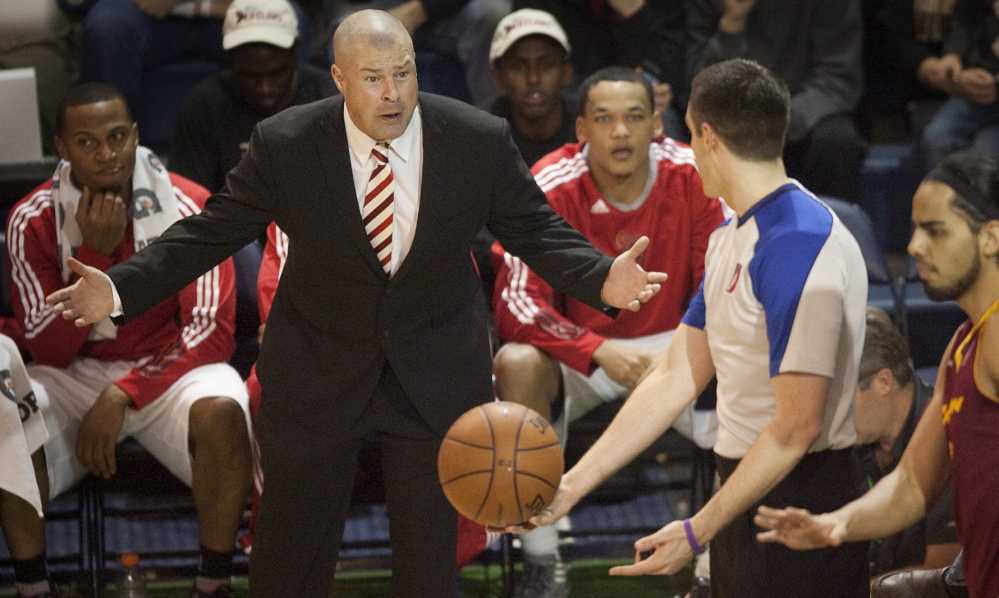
[754,505,846,549]
[601,236,668,312]
[609,519,694,576]
[46,257,115,327]
[495,478,578,535]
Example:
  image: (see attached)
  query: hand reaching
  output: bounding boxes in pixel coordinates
[719,0,757,32]
[753,505,846,549]
[592,341,654,389]
[608,519,694,576]
[46,257,115,327]
[499,478,578,534]
[601,236,668,312]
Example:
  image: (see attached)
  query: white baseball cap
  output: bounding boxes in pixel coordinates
[223,0,299,51]
[489,9,571,66]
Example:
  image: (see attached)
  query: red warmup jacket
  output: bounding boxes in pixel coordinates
[6,173,237,409]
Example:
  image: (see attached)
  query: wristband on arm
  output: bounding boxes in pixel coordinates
[683,518,707,554]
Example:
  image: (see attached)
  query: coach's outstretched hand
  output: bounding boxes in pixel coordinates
[601,236,668,312]
[754,505,846,549]
[46,257,115,327]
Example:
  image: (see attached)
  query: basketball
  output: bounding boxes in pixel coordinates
[437,401,564,528]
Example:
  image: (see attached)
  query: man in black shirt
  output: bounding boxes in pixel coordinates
[854,307,960,578]
[170,0,336,193]
[486,8,576,167]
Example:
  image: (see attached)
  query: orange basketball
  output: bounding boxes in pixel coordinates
[438,401,564,528]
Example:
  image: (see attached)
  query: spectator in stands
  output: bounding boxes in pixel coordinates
[917,0,999,175]
[3,82,252,598]
[513,0,685,137]
[0,335,54,598]
[0,0,78,154]
[76,0,311,133]
[756,149,999,598]
[492,66,727,598]
[487,8,575,168]
[170,0,335,194]
[687,0,868,202]
[322,0,510,105]
[870,0,952,132]
[855,307,961,579]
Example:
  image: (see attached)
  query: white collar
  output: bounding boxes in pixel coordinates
[344,103,421,165]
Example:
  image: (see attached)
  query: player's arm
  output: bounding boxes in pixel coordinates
[114,256,238,410]
[755,334,956,549]
[525,323,716,529]
[7,202,94,366]
[491,242,607,374]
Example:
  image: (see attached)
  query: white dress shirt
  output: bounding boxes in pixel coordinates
[344,103,424,276]
[110,103,426,317]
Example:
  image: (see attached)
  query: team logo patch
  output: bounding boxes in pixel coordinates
[726,263,742,293]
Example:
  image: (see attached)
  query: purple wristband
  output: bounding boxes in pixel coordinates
[683,518,706,554]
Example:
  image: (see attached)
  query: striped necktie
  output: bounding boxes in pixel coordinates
[364,142,393,273]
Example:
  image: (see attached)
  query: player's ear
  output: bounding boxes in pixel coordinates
[979,219,999,259]
[575,116,588,144]
[652,110,663,137]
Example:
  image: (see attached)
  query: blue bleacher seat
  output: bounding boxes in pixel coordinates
[821,197,900,323]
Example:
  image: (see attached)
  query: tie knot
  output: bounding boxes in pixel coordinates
[372,142,390,165]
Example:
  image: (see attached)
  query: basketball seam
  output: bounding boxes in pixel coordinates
[442,437,493,450]
[512,407,527,524]
[440,470,494,485]
[474,405,496,522]
[513,442,561,451]
[516,471,560,490]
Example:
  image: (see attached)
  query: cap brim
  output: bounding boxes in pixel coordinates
[223,27,296,50]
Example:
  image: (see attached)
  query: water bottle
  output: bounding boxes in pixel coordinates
[115,552,148,598]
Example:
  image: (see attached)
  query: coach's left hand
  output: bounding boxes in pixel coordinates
[601,236,668,312]
[609,519,694,576]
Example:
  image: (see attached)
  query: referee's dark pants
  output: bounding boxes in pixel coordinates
[711,448,869,598]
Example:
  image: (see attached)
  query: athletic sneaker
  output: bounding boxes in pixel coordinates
[512,561,569,598]
[15,580,61,598]
[190,584,237,598]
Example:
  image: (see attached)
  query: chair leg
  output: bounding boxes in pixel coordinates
[500,533,514,598]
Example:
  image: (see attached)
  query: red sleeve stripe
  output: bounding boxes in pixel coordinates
[183,263,220,348]
[534,152,588,192]
[173,188,221,350]
[6,191,58,338]
[499,252,540,325]
[653,138,697,168]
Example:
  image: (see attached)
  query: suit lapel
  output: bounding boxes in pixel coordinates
[394,96,448,281]
[316,98,390,278]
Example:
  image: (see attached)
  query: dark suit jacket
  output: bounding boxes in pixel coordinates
[109,92,614,438]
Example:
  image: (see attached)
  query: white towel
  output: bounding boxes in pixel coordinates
[52,146,181,340]
[0,335,47,517]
